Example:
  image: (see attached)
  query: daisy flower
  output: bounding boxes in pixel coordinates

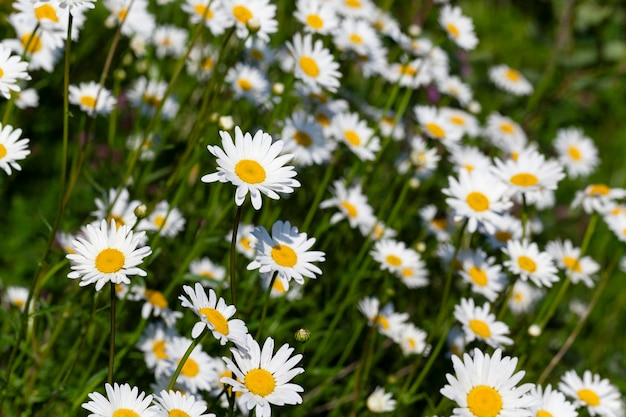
[444,169,513,234]
[419,204,451,242]
[202,127,300,210]
[131,286,182,327]
[366,386,396,413]
[69,81,116,117]
[14,88,39,109]
[294,0,339,34]
[453,298,513,348]
[334,0,374,19]
[165,336,220,394]
[287,32,341,93]
[458,249,506,302]
[91,188,141,229]
[136,322,177,378]
[188,257,227,288]
[438,75,474,107]
[492,149,565,196]
[508,280,543,315]
[225,62,270,105]
[447,326,467,358]
[0,44,31,99]
[280,110,334,166]
[221,335,304,417]
[385,57,434,89]
[329,111,381,161]
[247,220,325,285]
[440,348,535,417]
[484,113,527,154]
[449,146,492,175]
[397,136,441,179]
[571,184,626,215]
[489,65,533,96]
[441,108,481,138]
[3,286,29,311]
[179,283,249,350]
[396,323,430,356]
[554,127,599,178]
[82,383,155,417]
[414,105,463,147]
[439,5,478,50]
[66,219,152,291]
[103,0,156,38]
[370,239,420,275]
[226,223,258,259]
[332,18,381,56]
[546,239,599,287]
[182,0,231,36]
[320,179,376,235]
[186,45,218,81]
[152,390,215,417]
[559,370,624,417]
[397,262,430,289]
[154,25,188,58]
[0,123,30,175]
[604,214,626,243]
[502,239,559,288]
[223,0,277,42]
[485,213,523,249]
[527,385,578,417]
[137,201,185,238]
[358,296,409,340]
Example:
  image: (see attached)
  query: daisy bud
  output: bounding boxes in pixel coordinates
[134,204,148,219]
[528,324,542,337]
[135,60,148,74]
[246,17,261,34]
[408,24,422,37]
[122,53,133,66]
[415,242,426,252]
[468,100,481,114]
[272,82,284,96]
[294,328,311,343]
[219,115,234,130]
[409,177,421,189]
[114,69,126,81]
[209,112,219,122]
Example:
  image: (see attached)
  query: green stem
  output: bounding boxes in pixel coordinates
[230,205,243,306]
[301,159,336,232]
[256,272,278,341]
[108,282,116,384]
[167,329,208,390]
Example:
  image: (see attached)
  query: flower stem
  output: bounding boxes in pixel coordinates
[256,272,278,341]
[108,282,116,384]
[230,205,243,306]
[167,329,208,391]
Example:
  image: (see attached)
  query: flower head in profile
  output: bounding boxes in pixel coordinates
[69,81,116,117]
[202,127,300,210]
[489,65,533,96]
[439,5,478,50]
[82,382,154,417]
[453,298,513,348]
[527,385,577,417]
[0,122,30,175]
[0,44,31,99]
[152,389,215,417]
[367,386,397,413]
[554,127,599,178]
[441,348,535,417]
[221,335,304,417]
[559,370,624,417]
[66,219,152,291]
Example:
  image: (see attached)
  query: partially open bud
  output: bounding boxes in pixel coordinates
[219,115,234,130]
[294,328,311,343]
[134,204,148,219]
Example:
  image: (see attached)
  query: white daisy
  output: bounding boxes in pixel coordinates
[485,213,523,249]
[179,283,249,350]
[329,111,381,161]
[136,322,177,378]
[332,18,381,56]
[280,110,334,167]
[492,149,565,196]
[438,75,474,107]
[294,0,339,35]
[188,257,227,288]
[202,126,300,210]
[247,220,325,285]
[559,370,624,417]
[546,239,599,287]
[441,108,481,138]
[414,105,463,147]
[3,286,29,311]
[164,336,220,394]
[502,239,559,288]
[287,32,342,93]
[223,0,278,42]
[82,383,155,417]
[182,0,231,36]
[397,136,441,179]
[137,201,185,238]
[484,113,527,155]
[419,204,451,242]
[397,261,430,289]
[357,296,409,340]
[133,286,183,327]
[439,5,478,50]
[103,0,156,38]
[0,44,31,99]
[153,25,188,59]
[458,249,506,302]
[604,214,626,243]
[370,239,420,275]
[571,184,626,215]
[66,219,152,291]
[221,335,304,417]
[320,179,377,235]
[69,81,116,117]
[334,0,375,19]
[527,385,578,417]
[508,280,543,315]
[489,64,533,96]
[152,390,215,417]
[0,122,30,175]
[554,127,599,178]
[14,87,39,109]
[396,323,430,356]
[226,223,258,259]
[384,57,434,89]
[225,62,270,106]
[90,187,141,229]
[453,298,513,348]
[441,348,535,417]
[366,386,396,413]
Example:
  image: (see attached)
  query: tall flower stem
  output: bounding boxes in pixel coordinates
[230,205,243,306]
[108,282,116,384]
[256,272,278,341]
[166,329,208,391]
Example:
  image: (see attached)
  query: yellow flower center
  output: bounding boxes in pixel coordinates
[426,123,445,139]
[316,112,330,126]
[80,95,97,109]
[407,337,416,348]
[112,409,140,417]
[272,278,286,293]
[468,266,488,286]
[446,23,460,38]
[510,173,539,187]
[495,230,512,243]
[467,385,503,417]
[233,5,253,24]
[293,130,313,147]
[106,215,125,229]
[345,0,361,7]
[95,248,125,274]
[118,7,128,20]
[500,123,515,134]
[235,159,266,184]
[202,57,214,71]
[237,78,252,91]
[14,299,25,308]
[244,368,276,397]
[517,255,537,273]
[169,409,191,417]
[240,236,254,250]
[271,244,298,267]
[152,340,168,359]
[464,164,475,173]
[432,218,447,231]
[180,357,199,377]
[469,319,491,338]
[567,146,582,161]
[306,14,324,29]
[537,410,553,417]
[563,256,582,273]
[466,191,490,212]
[145,290,168,309]
[199,307,230,335]
[0,144,7,159]
[385,255,402,267]
[340,201,358,218]
[399,64,417,76]
[450,116,465,125]
[375,315,390,330]
[505,68,521,82]
[344,130,361,146]
[35,4,59,22]
[199,271,215,279]
[154,216,166,228]
[0,68,3,78]
[299,56,320,78]
[21,33,43,53]
[577,388,600,406]
[588,184,610,196]
[250,49,264,60]
[349,33,363,44]
[193,4,213,18]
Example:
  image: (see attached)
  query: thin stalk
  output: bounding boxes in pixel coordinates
[167,329,208,390]
[256,272,278,341]
[349,323,377,417]
[301,158,337,232]
[108,282,116,384]
[230,205,243,306]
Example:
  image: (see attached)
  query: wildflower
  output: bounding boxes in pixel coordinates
[438,75,474,106]
[126,77,178,119]
[202,127,300,210]
[440,348,535,417]
[441,108,481,138]
[152,390,215,417]
[221,335,304,417]
[225,62,270,105]
[179,283,249,350]
[458,249,506,302]
[571,184,626,215]
[82,383,154,417]
[126,133,157,161]
[154,25,188,58]
[371,239,420,275]
[414,105,463,147]
[0,122,30,175]
[454,298,513,348]
[396,323,430,356]
[605,214,626,243]
[66,219,151,291]
[189,257,226,288]
[223,0,277,42]
[320,179,376,235]
[419,204,450,241]
[329,111,381,161]
[287,32,341,93]
[103,0,156,38]
[333,18,381,56]
[132,286,183,327]
[397,262,430,289]
[3,17,64,72]
[508,280,543,315]
[294,0,339,35]
[14,88,39,109]
[182,0,230,36]
[502,239,559,288]
[280,110,334,166]
[367,386,397,413]
[546,239,599,287]
[358,296,409,340]
[559,370,624,417]
[247,220,325,285]
[136,322,177,378]
[91,188,141,229]
[485,213,522,249]
[554,127,599,178]
[68,81,116,116]
[0,44,31,99]
[227,223,258,259]
[137,201,186,238]
[397,136,441,179]
[385,57,433,89]
[439,5,478,50]
[484,113,527,155]
[527,385,578,417]
[165,336,220,394]
[334,0,374,19]
[492,149,565,196]
[489,65,533,96]
[3,286,29,311]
